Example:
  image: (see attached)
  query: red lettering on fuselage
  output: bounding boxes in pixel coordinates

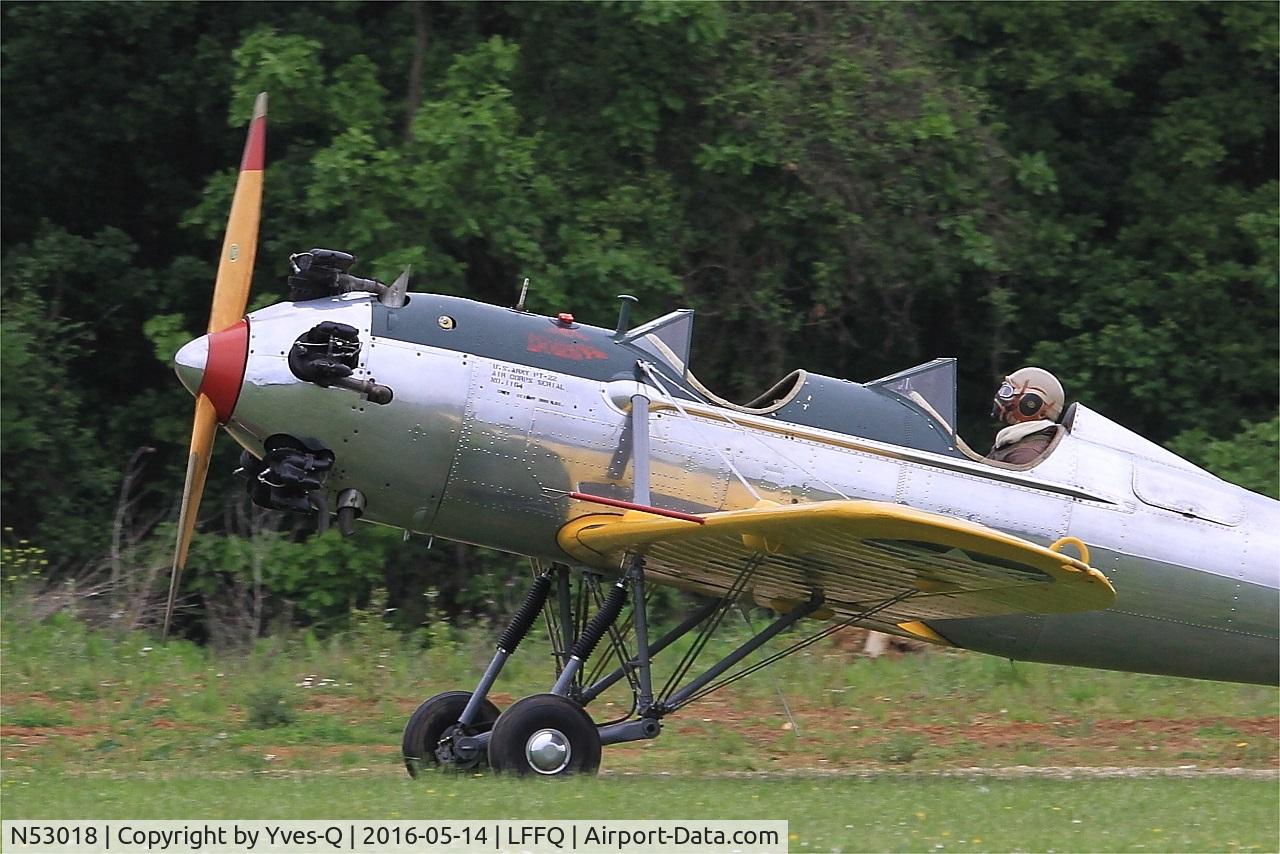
[526,332,607,361]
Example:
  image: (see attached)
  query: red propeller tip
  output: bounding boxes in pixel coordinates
[240,93,267,172]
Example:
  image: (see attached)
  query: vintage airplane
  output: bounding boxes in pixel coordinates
[165,95,1279,777]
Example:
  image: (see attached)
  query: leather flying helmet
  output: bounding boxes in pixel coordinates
[992,366,1064,424]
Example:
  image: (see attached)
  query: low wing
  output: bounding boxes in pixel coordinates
[558,500,1114,626]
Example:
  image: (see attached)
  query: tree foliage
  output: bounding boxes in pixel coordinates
[2,1,1275,635]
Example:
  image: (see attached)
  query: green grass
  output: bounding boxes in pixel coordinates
[5,610,1274,721]
[1,705,72,728]
[2,775,1275,852]
[1,609,1276,850]
[2,609,1276,773]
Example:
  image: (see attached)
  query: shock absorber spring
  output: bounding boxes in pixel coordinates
[569,581,628,663]
[497,574,552,654]
[458,573,553,728]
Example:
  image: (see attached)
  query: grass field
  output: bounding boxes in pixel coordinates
[4,775,1277,851]
[2,609,1277,851]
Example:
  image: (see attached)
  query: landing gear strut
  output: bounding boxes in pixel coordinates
[401,552,916,778]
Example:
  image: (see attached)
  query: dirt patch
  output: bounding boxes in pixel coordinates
[1,724,107,744]
[613,698,1280,772]
[299,694,366,717]
[4,686,1275,774]
[148,719,195,731]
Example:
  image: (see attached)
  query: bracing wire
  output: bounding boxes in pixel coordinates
[672,590,916,709]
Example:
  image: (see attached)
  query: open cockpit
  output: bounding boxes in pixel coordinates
[627,311,1056,468]
[867,357,1069,470]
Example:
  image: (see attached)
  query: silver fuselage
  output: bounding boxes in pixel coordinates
[224,295,1280,685]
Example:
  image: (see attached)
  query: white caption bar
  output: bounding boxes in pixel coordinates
[1,820,789,854]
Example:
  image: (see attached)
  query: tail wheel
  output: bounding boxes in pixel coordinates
[487,693,602,777]
[402,690,500,778]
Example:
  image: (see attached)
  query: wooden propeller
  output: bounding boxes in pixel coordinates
[163,93,267,635]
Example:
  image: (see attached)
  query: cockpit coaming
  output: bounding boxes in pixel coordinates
[369,295,959,456]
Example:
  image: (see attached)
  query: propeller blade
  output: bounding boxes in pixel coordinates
[163,92,267,635]
[209,91,267,333]
[163,395,217,634]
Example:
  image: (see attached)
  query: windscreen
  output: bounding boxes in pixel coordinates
[869,358,958,435]
[625,309,695,376]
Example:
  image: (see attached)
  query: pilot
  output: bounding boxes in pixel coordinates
[986,367,1065,465]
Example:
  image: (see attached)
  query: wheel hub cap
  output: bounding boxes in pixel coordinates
[525,728,571,774]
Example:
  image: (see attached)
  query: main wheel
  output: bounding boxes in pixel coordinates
[487,693,602,777]
[401,690,500,778]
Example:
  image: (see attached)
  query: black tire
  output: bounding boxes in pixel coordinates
[401,690,500,778]
[487,693,602,777]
